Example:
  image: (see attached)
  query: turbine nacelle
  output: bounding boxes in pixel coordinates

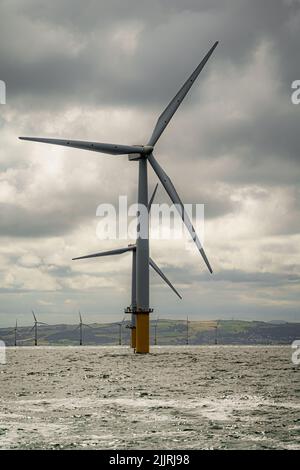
[128,145,153,161]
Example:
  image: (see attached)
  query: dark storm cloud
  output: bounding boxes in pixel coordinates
[0,0,300,324]
[1,0,299,109]
[1,0,299,187]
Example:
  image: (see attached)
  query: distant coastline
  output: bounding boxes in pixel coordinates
[1,319,299,346]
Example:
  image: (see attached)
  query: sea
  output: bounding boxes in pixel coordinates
[0,345,299,449]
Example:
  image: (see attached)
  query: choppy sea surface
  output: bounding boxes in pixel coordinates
[0,346,299,450]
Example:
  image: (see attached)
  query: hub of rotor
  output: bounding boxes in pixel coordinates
[128,145,153,161]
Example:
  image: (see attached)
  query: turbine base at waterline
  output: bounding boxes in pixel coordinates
[124,305,153,351]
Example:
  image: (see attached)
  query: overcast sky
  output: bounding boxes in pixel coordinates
[0,0,300,326]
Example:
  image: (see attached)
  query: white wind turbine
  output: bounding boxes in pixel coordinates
[14,319,18,347]
[75,311,92,346]
[30,311,48,346]
[116,316,126,346]
[153,316,160,346]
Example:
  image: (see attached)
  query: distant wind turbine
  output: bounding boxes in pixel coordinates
[186,316,190,345]
[20,41,218,353]
[75,311,92,346]
[153,316,160,346]
[116,316,126,346]
[215,319,220,345]
[30,311,48,346]
[14,320,18,347]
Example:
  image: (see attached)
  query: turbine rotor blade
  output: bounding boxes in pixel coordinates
[73,246,135,261]
[148,42,218,147]
[32,310,37,322]
[148,183,159,212]
[19,137,148,156]
[148,153,212,273]
[149,257,182,299]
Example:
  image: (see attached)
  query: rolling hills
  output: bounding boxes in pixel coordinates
[0,319,299,346]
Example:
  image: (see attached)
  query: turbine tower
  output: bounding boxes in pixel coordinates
[214,319,220,345]
[153,316,159,346]
[20,41,218,353]
[30,311,47,346]
[186,316,189,345]
[14,320,18,347]
[117,316,126,346]
[75,311,91,346]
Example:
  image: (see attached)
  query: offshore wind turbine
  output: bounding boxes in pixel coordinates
[14,320,18,347]
[75,311,92,346]
[214,319,220,345]
[72,184,182,349]
[116,316,126,346]
[20,41,218,353]
[186,316,190,345]
[153,316,159,346]
[30,311,48,346]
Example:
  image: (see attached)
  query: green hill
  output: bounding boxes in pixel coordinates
[0,319,299,346]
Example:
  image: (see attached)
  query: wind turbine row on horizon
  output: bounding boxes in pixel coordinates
[8,313,220,347]
[12,310,93,346]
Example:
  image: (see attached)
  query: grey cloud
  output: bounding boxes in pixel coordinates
[157,266,300,286]
[1,0,298,109]
[0,0,300,325]
[0,202,77,237]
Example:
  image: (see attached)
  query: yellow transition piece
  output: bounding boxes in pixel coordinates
[135,312,149,354]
